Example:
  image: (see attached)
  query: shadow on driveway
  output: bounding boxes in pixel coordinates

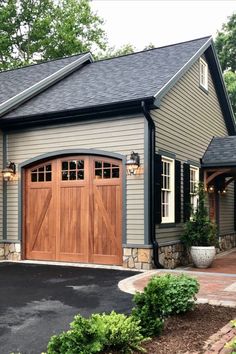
[0,263,139,354]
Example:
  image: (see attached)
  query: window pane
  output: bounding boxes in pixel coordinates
[70,161,76,170]
[95,161,102,168]
[104,162,111,168]
[77,160,84,169]
[95,169,102,178]
[62,171,68,180]
[32,169,37,173]
[38,173,44,181]
[31,173,37,182]
[69,171,76,180]
[103,169,111,178]
[46,173,51,181]
[112,164,118,168]
[38,166,44,172]
[46,164,51,172]
[112,168,119,178]
[62,162,68,170]
[77,171,84,180]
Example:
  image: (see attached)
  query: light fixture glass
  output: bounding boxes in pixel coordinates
[126,152,140,175]
[208,185,215,193]
[2,162,16,182]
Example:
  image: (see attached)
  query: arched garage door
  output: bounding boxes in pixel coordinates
[24,156,122,265]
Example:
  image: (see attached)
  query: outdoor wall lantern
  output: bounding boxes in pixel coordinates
[207,185,215,193]
[126,151,140,175]
[2,161,16,182]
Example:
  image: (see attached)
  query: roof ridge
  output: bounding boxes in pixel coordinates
[0,52,89,74]
[94,36,212,63]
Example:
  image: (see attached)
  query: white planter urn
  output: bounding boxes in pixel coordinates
[190,246,216,269]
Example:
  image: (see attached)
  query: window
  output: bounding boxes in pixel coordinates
[61,160,84,180]
[94,161,120,179]
[161,157,175,223]
[190,166,199,214]
[199,58,208,91]
[31,164,52,182]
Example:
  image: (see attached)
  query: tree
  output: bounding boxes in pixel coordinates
[97,43,136,60]
[215,13,236,72]
[0,0,106,70]
[215,13,236,117]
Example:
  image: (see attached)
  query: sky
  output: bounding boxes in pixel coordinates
[91,0,236,50]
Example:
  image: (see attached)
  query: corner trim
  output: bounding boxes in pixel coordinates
[3,133,7,240]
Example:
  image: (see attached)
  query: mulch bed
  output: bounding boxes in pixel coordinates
[140,304,236,354]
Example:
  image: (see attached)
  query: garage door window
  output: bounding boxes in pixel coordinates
[95,160,120,179]
[31,164,52,182]
[61,160,84,180]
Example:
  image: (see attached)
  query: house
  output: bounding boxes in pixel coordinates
[0,36,235,270]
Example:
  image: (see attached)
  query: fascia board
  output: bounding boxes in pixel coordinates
[0,52,93,117]
[153,37,212,104]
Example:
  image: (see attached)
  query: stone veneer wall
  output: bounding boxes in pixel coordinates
[0,243,21,261]
[219,233,236,251]
[123,248,153,270]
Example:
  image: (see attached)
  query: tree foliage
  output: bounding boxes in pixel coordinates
[215,13,236,117]
[0,0,106,70]
[215,13,236,72]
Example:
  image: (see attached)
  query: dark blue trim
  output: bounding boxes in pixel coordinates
[3,133,7,240]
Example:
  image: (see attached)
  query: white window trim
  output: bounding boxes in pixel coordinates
[161,156,175,223]
[199,58,208,91]
[190,165,199,216]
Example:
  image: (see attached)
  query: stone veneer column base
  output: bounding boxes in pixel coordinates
[219,233,236,251]
[123,247,153,270]
[158,243,190,269]
[0,243,21,261]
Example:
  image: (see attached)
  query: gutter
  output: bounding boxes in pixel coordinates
[141,101,164,269]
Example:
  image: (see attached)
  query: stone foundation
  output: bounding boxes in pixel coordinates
[219,233,236,251]
[0,243,21,261]
[123,247,153,270]
[158,242,190,269]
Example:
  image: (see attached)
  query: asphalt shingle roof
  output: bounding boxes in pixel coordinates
[202,136,236,166]
[1,37,210,119]
[0,54,84,105]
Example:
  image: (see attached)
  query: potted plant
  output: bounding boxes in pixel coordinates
[181,182,218,268]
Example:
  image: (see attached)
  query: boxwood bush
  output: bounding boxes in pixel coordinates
[132,273,199,336]
[46,311,147,354]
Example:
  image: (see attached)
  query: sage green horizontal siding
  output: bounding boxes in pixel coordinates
[219,182,235,235]
[152,56,231,244]
[6,116,145,244]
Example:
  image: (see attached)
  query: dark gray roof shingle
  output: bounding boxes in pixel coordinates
[0,54,84,105]
[202,136,236,166]
[1,37,210,119]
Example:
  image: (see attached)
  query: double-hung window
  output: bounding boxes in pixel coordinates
[161,157,175,223]
[190,166,199,214]
[199,58,208,91]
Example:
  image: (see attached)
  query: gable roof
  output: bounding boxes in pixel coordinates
[0,36,235,134]
[202,136,236,167]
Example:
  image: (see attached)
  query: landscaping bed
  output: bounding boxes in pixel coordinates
[139,304,236,354]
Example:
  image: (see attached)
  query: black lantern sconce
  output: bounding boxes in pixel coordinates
[2,161,16,182]
[126,152,140,175]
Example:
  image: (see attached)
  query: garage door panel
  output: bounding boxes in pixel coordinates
[91,184,122,264]
[25,187,56,260]
[59,186,88,262]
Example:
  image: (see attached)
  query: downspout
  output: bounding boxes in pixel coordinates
[141,101,164,268]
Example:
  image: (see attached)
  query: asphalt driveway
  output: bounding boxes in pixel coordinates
[0,262,139,354]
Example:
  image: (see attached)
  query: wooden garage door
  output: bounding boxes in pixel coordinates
[24,156,122,265]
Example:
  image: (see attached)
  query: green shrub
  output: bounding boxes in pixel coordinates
[46,311,147,354]
[132,274,199,336]
[225,320,236,353]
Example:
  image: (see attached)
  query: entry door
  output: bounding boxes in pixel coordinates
[24,156,122,265]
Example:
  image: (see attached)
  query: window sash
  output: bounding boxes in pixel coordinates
[190,166,199,214]
[161,157,175,223]
[199,58,208,90]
